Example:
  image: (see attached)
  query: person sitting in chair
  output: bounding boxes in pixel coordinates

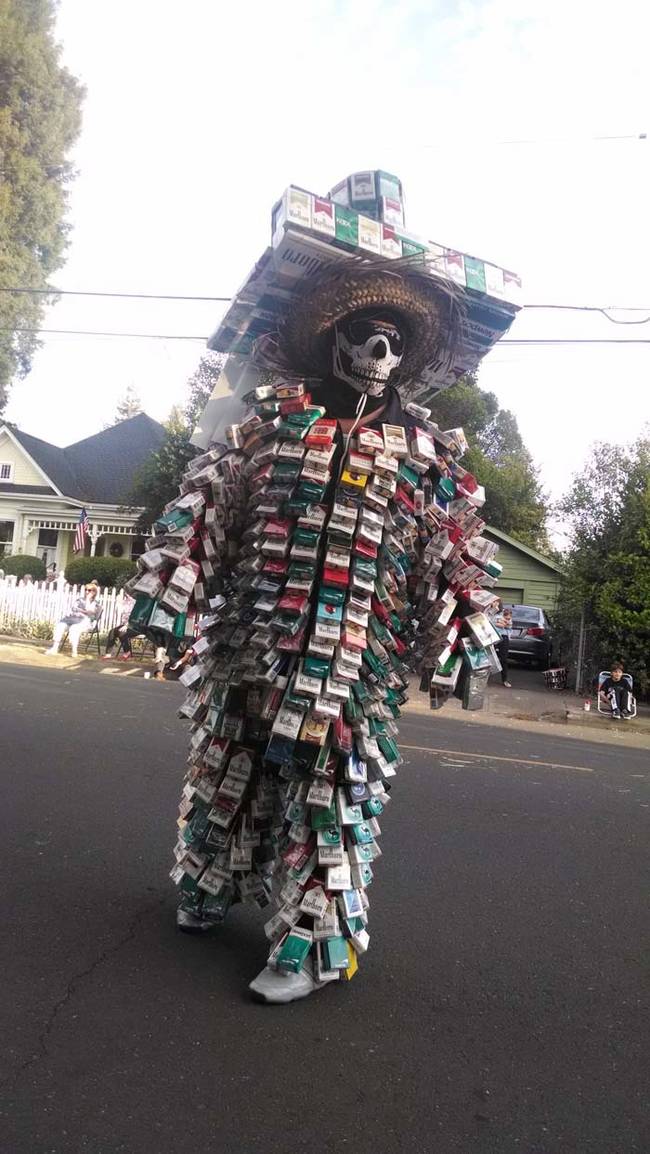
[45,581,102,657]
[600,662,634,719]
[488,599,513,688]
[103,593,136,660]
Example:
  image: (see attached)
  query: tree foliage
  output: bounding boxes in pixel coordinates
[129,353,223,528]
[2,552,46,578]
[112,385,143,424]
[0,0,84,410]
[556,436,650,694]
[65,556,136,589]
[428,376,549,549]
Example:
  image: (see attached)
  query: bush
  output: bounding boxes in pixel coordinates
[0,619,53,641]
[64,557,137,589]
[2,554,47,579]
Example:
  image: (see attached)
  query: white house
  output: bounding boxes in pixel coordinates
[0,414,165,571]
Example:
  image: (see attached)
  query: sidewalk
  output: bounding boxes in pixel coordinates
[2,633,649,742]
[0,635,149,678]
[405,670,650,739]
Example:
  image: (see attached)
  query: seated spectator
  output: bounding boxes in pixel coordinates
[103,593,136,660]
[600,663,634,719]
[45,581,102,657]
[152,638,191,681]
[488,599,513,688]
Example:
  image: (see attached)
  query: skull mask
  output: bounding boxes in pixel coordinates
[332,310,405,397]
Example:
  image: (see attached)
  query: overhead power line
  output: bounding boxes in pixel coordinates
[524,304,650,325]
[0,287,232,302]
[3,325,650,346]
[2,286,650,323]
[0,327,207,341]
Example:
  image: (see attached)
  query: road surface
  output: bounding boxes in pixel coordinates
[1,663,647,1153]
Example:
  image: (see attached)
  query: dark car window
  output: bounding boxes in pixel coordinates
[506,605,543,624]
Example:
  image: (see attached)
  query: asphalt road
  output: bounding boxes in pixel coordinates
[1,663,648,1154]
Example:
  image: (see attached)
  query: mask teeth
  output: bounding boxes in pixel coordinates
[333,326,392,393]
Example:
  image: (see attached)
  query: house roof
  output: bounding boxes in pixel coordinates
[4,414,166,505]
[64,414,166,504]
[484,525,564,573]
[10,427,79,495]
[0,483,55,495]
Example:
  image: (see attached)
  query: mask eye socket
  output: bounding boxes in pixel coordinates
[343,314,405,358]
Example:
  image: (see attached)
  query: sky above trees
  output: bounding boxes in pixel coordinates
[2,0,649,538]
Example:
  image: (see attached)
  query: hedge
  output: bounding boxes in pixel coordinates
[64,557,137,589]
[2,554,47,579]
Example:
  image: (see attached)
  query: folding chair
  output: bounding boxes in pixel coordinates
[129,632,155,659]
[597,671,637,718]
[81,610,103,657]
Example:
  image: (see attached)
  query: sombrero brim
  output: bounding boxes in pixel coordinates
[279,257,464,383]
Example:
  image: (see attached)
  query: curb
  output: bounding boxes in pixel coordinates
[0,644,150,678]
[403,696,650,737]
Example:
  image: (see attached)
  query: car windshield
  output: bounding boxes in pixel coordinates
[507,606,542,623]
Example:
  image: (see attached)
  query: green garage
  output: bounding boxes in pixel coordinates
[483,526,563,614]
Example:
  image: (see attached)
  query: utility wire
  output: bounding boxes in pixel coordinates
[524,304,650,325]
[3,325,650,346]
[1,286,650,323]
[0,287,232,302]
[1,327,207,340]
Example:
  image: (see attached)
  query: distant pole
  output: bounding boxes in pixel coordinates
[575,607,586,693]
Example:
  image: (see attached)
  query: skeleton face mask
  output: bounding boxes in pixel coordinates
[332,311,405,396]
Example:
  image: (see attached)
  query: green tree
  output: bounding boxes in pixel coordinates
[129,353,223,528]
[0,0,84,410]
[428,376,549,549]
[557,436,650,694]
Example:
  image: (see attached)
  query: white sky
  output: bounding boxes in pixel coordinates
[5,0,650,534]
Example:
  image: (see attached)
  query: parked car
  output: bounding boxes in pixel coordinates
[502,604,553,669]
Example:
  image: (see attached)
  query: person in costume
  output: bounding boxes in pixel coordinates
[128,174,518,1002]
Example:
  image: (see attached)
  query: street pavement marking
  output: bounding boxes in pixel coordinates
[401,743,594,773]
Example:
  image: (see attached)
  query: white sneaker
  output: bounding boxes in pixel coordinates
[44,648,58,655]
[176,908,216,934]
[249,965,326,1004]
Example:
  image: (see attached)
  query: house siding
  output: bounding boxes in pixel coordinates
[484,533,560,614]
[0,433,47,488]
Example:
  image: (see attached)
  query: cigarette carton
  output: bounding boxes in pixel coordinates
[335,205,359,248]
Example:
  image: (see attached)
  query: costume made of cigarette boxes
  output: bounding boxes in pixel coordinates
[128,172,520,1002]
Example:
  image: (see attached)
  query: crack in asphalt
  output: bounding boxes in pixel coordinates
[1,893,169,1092]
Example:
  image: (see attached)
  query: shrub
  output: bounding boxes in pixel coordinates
[0,619,53,641]
[2,555,47,579]
[64,557,137,589]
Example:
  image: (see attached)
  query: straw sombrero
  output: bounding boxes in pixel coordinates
[277,256,464,385]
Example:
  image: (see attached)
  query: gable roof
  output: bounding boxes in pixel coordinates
[64,413,166,504]
[3,414,166,505]
[9,427,79,496]
[484,525,564,573]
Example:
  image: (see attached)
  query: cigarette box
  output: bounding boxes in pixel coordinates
[335,205,359,248]
[312,196,336,238]
[277,927,313,973]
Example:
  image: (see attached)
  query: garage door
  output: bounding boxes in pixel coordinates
[498,587,524,605]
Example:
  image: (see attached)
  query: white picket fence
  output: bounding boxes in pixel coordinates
[0,580,127,635]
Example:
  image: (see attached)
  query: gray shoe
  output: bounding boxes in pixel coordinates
[249,965,326,1004]
[176,908,216,934]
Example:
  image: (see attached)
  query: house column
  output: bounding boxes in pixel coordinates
[89,524,100,557]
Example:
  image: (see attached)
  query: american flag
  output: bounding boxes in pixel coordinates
[74,507,90,553]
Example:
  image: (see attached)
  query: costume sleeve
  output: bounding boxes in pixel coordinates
[126,444,249,645]
[405,423,502,710]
